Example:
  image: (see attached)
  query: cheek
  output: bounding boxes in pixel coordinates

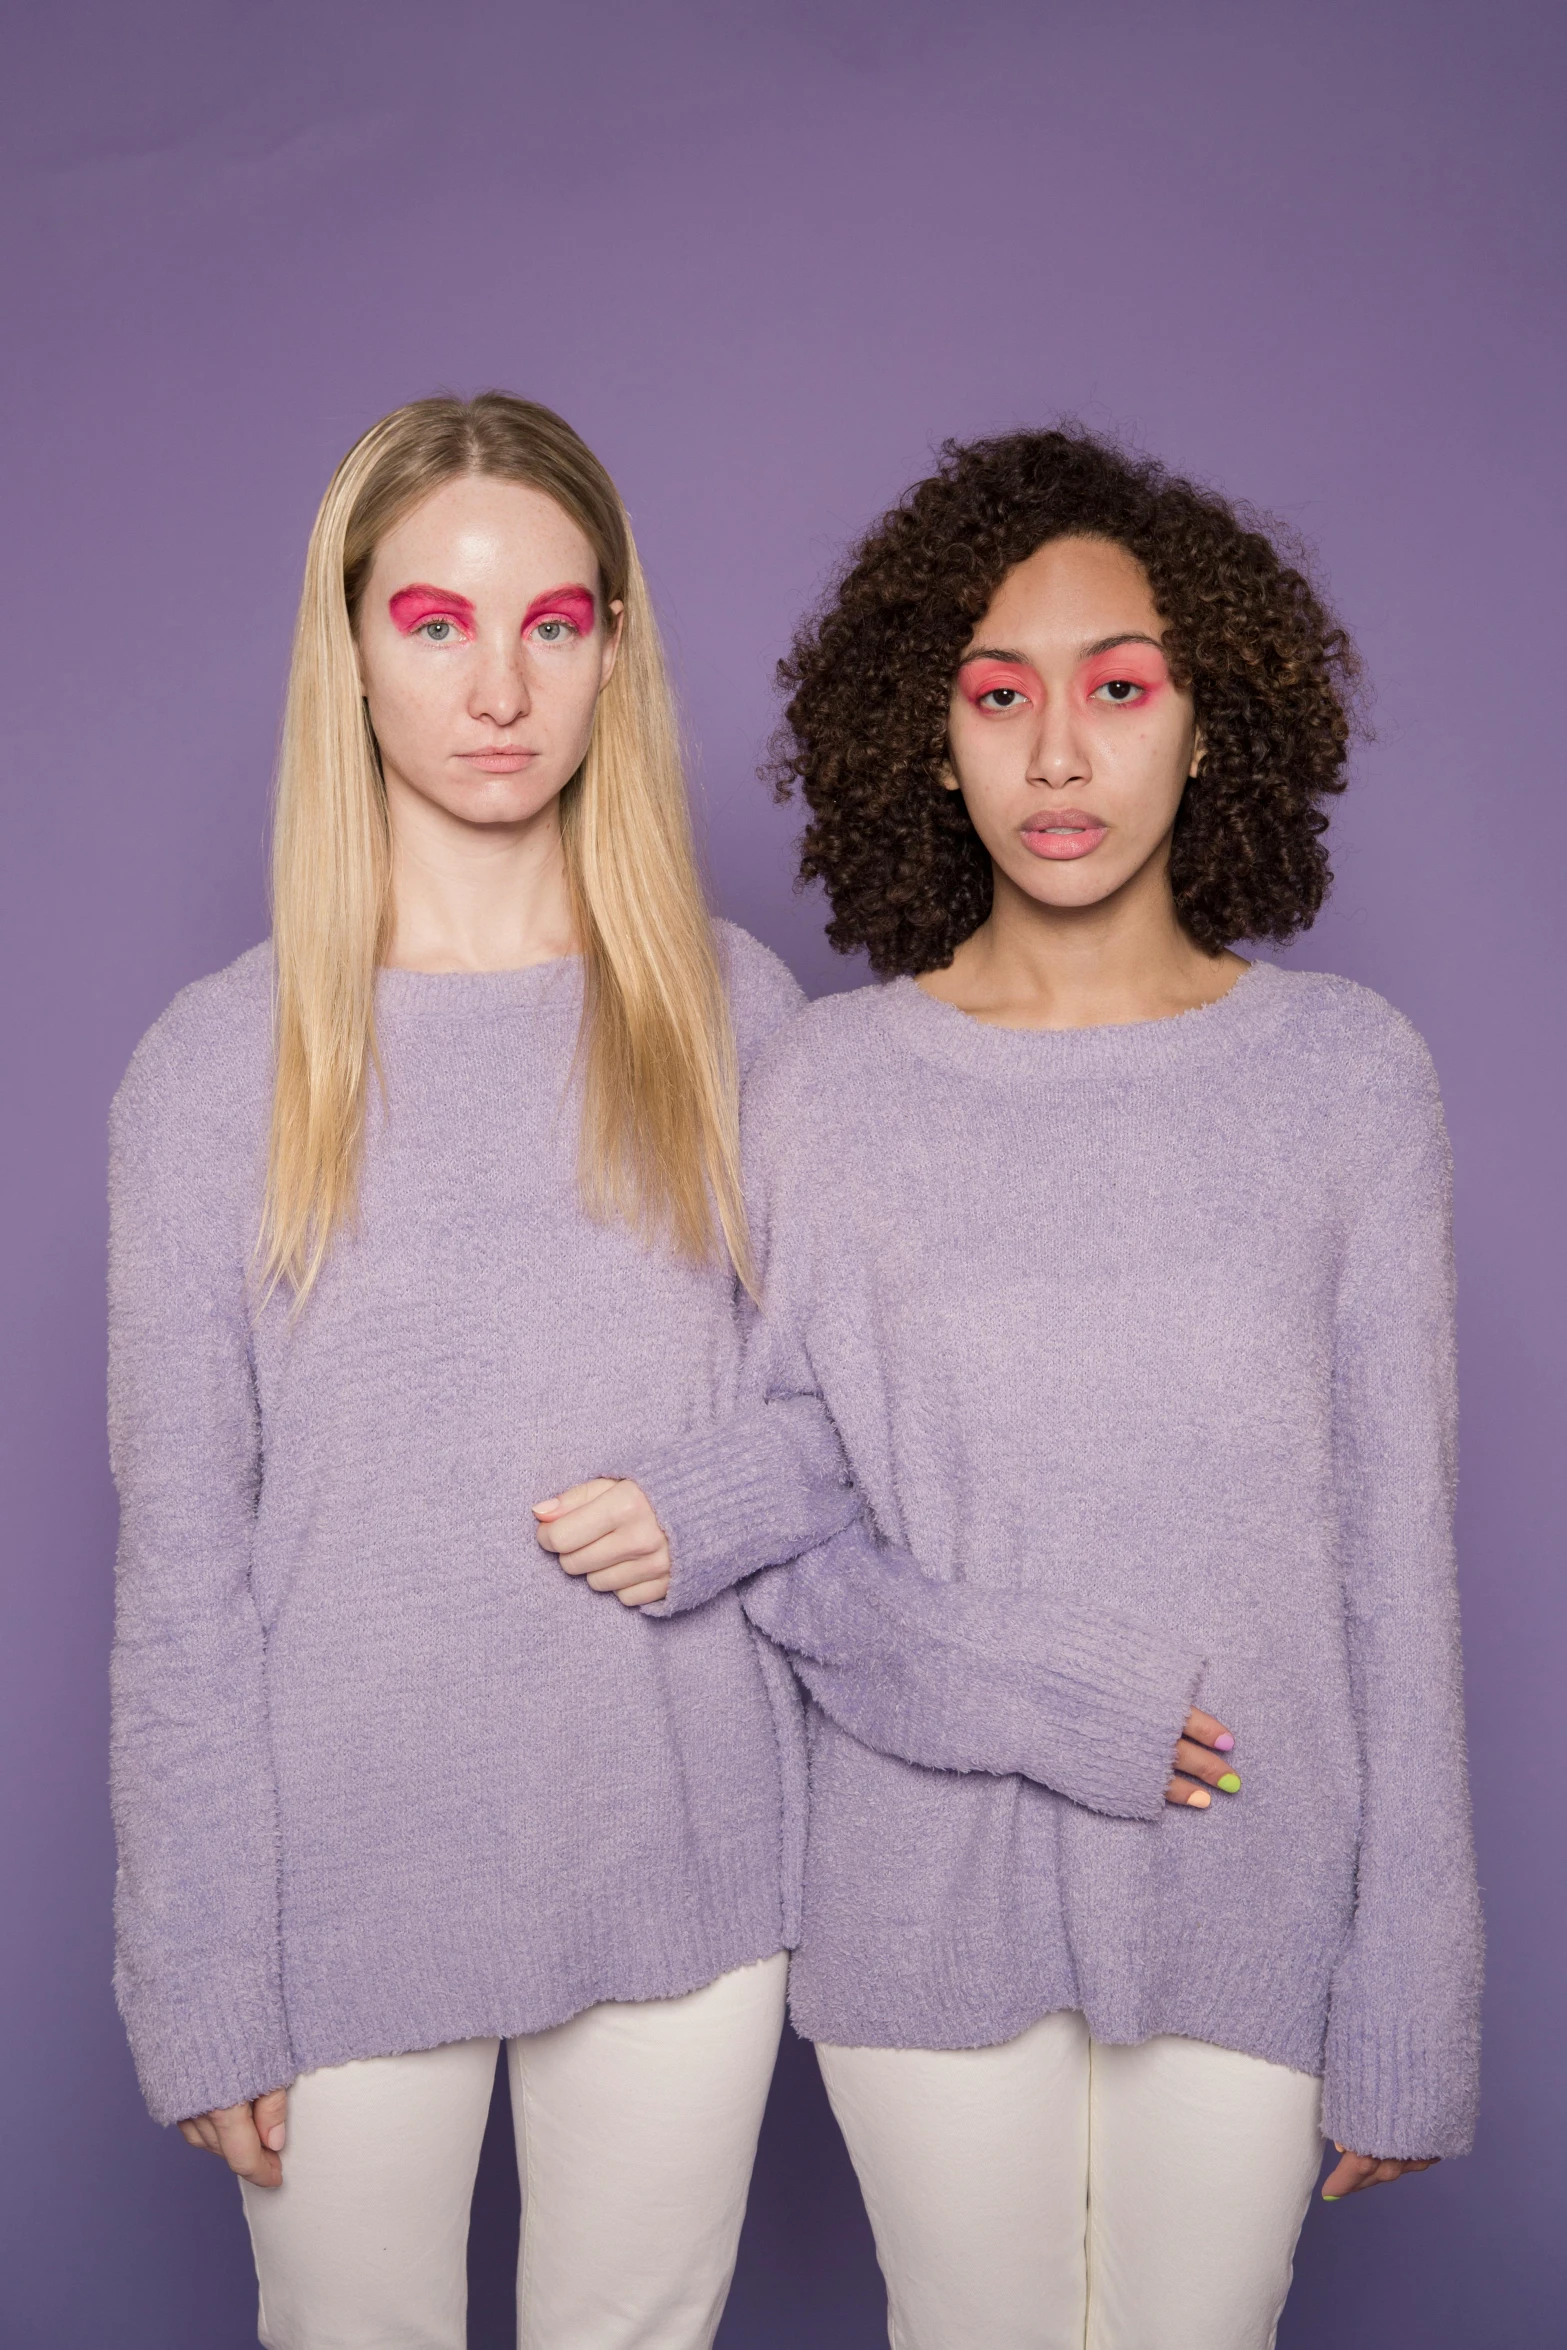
[1090,698,1195,803]
[360,646,459,763]
[944,713,1026,836]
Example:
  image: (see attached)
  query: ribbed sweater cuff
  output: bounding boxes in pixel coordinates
[1321,2007,1480,2160]
[625,1400,857,1616]
[1020,1608,1205,1818]
[121,1980,296,2128]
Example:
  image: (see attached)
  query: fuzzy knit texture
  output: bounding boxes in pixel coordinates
[629,962,1484,2161]
[107,922,824,2129]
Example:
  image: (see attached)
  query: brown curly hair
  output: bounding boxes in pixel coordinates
[770,428,1361,973]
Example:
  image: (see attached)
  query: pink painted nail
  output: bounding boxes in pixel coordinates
[1214,1733,1235,1752]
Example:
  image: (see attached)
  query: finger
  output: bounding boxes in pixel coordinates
[254,2086,289,2155]
[538,1490,657,1559]
[1183,1708,1235,1754]
[187,2114,225,2156]
[566,1529,666,1580]
[212,2102,281,2189]
[1165,1773,1212,1809]
[615,1576,672,1608]
[1322,2151,1378,2198]
[535,1498,630,1555]
[1172,1737,1242,1792]
[178,2118,214,2152]
[585,1548,671,1592]
[533,1478,617,1523]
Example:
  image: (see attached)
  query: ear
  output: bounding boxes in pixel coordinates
[937,756,963,795]
[599,598,625,690]
[1188,727,1206,781]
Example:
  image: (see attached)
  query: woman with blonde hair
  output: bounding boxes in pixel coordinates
[107,392,868,2349]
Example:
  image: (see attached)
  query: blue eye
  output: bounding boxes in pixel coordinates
[420,619,455,642]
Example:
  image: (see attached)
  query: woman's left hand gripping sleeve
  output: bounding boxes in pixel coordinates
[1322,1044,1484,2160]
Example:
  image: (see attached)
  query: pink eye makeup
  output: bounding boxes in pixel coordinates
[388,584,476,639]
[521,584,596,639]
[1080,646,1169,707]
[957,658,1043,711]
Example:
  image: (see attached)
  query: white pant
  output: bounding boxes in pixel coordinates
[240,1953,788,2350]
[818,2011,1323,2350]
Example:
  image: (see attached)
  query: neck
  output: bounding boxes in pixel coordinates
[383,779,577,974]
[921,853,1246,1031]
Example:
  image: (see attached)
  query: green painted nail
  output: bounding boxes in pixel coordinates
[1322,2193,1341,2201]
[1217,1772,1242,1794]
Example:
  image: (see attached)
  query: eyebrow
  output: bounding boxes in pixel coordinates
[521,583,596,630]
[1081,631,1164,658]
[959,632,1164,667]
[389,583,476,617]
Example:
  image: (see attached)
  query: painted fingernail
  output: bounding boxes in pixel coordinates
[1186,1788,1212,1808]
[1214,1733,1235,1752]
[1217,1772,1242,1793]
[1322,2192,1341,2201]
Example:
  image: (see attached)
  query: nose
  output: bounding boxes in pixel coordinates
[469,633,531,729]
[1027,694,1090,791]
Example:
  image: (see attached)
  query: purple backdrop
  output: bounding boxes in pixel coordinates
[2,3,1563,2342]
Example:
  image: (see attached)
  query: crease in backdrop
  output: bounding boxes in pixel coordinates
[1,3,1561,2343]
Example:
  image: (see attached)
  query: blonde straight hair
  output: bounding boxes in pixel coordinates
[261,392,748,1302]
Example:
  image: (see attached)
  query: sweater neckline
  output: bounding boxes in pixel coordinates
[374,954,583,1020]
[879,957,1289,1081]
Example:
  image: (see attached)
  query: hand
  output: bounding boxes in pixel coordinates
[1166,1708,1243,1809]
[1321,2143,1440,2199]
[534,1478,672,1607]
[177,2087,289,2188]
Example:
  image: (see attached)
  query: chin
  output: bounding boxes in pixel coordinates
[1011,866,1126,910]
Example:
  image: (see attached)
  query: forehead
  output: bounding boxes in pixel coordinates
[369,474,599,590]
[977,535,1159,646]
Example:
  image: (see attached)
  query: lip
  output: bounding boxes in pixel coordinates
[457,748,537,775]
[1022,810,1108,861]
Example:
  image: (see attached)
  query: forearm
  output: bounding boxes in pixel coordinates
[741,1520,1204,1820]
[109,1073,293,2125]
[111,1613,295,2123]
[1322,1590,1483,2159]
[1321,1047,1482,2160]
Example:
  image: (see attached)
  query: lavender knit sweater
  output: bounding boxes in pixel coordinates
[107,924,825,2128]
[630,964,1483,2161]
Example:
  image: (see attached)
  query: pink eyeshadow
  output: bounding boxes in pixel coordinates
[388,584,476,635]
[521,584,596,637]
[957,658,1043,707]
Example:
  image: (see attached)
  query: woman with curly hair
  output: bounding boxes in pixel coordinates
[541,430,1482,2349]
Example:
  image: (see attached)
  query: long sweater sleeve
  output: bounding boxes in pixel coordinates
[108,1039,294,2127]
[632,1044,1202,1820]
[1319,1044,1483,2159]
[624,1385,860,1613]
[740,1522,1202,1820]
